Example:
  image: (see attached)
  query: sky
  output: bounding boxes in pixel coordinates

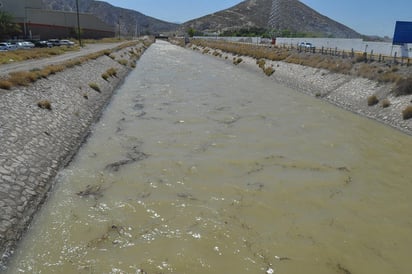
[104,0,412,37]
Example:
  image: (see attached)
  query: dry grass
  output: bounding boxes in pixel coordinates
[106,67,117,77]
[263,66,275,76]
[381,98,391,108]
[392,77,412,96]
[233,57,243,65]
[37,100,52,110]
[9,71,38,86]
[257,59,266,69]
[101,72,110,81]
[190,39,408,89]
[0,46,79,65]
[0,80,12,90]
[118,59,128,66]
[0,38,153,91]
[402,105,412,120]
[367,95,379,106]
[89,82,101,92]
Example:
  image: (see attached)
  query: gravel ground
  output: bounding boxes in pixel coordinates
[0,41,148,268]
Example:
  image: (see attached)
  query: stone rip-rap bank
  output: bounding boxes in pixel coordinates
[0,39,152,268]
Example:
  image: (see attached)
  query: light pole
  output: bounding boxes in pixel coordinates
[118,15,122,40]
[75,0,82,46]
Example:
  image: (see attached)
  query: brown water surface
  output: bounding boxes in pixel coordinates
[6,41,412,274]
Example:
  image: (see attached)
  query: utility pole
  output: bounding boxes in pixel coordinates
[75,0,82,46]
[118,15,122,40]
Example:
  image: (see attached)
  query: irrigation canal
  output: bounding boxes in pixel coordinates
[5,40,412,274]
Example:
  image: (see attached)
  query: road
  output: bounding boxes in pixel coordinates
[0,42,124,76]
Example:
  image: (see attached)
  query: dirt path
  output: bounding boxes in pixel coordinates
[0,43,124,77]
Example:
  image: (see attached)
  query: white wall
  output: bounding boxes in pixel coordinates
[275,38,406,58]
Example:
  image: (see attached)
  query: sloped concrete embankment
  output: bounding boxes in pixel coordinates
[0,43,148,267]
[191,45,412,136]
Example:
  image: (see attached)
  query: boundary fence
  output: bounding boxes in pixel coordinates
[193,36,412,66]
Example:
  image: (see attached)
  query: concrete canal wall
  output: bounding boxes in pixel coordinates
[0,42,148,268]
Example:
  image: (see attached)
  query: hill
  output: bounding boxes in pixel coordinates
[41,0,179,35]
[182,0,360,38]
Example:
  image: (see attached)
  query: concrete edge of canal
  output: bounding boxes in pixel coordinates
[184,42,412,136]
[0,39,153,268]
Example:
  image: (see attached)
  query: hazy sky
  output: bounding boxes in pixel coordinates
[105,0,412,37]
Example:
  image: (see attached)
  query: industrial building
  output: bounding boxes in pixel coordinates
[0,0,115,40]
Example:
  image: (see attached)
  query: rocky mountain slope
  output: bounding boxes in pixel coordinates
[41,0,178,35]
[182,0,360,38]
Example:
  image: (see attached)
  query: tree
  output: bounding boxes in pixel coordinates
[0,11,21,39]
[187,28,195,37]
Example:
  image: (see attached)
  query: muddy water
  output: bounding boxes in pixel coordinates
[6,41,412,274]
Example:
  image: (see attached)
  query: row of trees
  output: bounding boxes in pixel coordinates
[0,11,21,40]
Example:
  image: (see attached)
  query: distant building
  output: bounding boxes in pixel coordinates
[0,0,115,40]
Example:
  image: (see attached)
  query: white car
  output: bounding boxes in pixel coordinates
[299,42,315,49]
[21,41,35,48]
[0,42,8,51]
[14,41,35,49]
[59,40,75,46]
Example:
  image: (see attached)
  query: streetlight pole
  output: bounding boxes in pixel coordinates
[75,0,82,47]
[118,15,122,40]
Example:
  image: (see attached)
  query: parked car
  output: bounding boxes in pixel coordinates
[34,40,53,48]
[59,39,75,46]
[21,41,35,48]
[13,42,25,49]
[299,42,315,49]
[5,43,17,50]
[48,39,61,46]
[0,43,8,51]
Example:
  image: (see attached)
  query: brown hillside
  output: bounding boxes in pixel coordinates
[183,0,360,38]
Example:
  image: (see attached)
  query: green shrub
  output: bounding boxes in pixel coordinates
[89,82,101,92]
[402,105,412,120]
[367,95,379,106]
[37,100,52,110]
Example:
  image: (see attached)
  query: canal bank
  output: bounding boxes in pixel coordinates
[4,40,412,274]
[185,42,412,136]
[0,39,151,267]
